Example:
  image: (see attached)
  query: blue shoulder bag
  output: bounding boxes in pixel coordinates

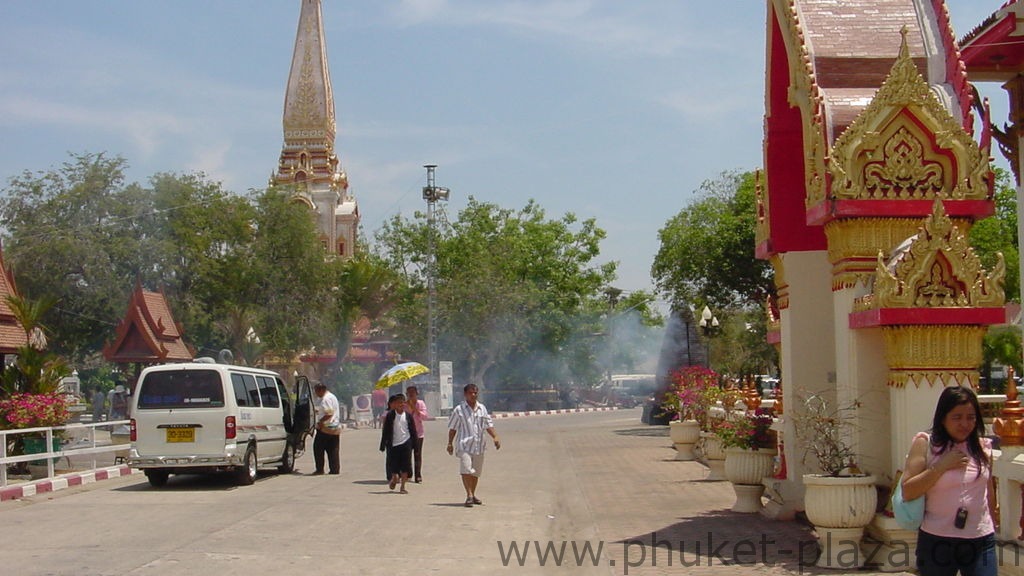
[892,481,924,530]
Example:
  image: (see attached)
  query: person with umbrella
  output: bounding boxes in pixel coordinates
[446,383,501,507]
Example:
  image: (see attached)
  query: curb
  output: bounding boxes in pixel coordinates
[493,406,618,418]
[1,465,134,502]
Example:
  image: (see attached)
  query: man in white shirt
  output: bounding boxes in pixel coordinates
[312,382,341,475]
[447,383,500,507]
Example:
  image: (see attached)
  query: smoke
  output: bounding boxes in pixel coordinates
[654,306,706,391]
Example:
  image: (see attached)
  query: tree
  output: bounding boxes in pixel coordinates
[374,198,616,390]
[970,168,1019,303]
[651,170,773,312]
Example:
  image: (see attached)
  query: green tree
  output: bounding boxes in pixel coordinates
[970,168,1019,303]
[651,170,774,312]
[374,198,616,390]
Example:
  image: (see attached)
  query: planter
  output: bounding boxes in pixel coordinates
[724,447,776,512]
[698,432,726,481]
[23,436,61,466]
[669,420,700,461]
[802,474,878,569]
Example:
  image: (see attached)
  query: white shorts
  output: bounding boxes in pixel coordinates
[458,452,485,477]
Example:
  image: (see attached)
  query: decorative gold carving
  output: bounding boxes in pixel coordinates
[994,367,1024,447]
[886,370,979,389]
[824,218,926,290]
[872,200,1005,308]
[771,0,829,208]
[769,254,789,310]
[828,28,990,203]
[755,170,769,248]
[883,325,986,372]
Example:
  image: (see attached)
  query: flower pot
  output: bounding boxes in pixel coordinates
[698,432,726,481]
[725,447,776,485]
[802,474,877,569]
[724,447,776,512]
[23,436,61,466]
[669,420,700,461]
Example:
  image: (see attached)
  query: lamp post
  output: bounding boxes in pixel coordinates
[699,306,719,369]
[423,165,450,393]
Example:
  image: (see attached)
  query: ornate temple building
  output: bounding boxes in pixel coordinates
[271,0,359,258]
[753,0,1024,567]
[102,282,194,383]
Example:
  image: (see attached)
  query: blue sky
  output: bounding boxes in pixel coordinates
[0,1,1006,303]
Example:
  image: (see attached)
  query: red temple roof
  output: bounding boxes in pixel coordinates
[103,283,193,364]
[0,245,27,353]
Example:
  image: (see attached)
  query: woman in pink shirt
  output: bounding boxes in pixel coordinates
[901,386,996,576]
[406,385,429,483]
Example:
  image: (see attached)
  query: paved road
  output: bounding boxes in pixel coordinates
[1,408,915,575]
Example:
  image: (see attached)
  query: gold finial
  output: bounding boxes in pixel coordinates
[995,365,1024,446]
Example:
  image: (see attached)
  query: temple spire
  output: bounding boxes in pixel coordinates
[273,0,358,258]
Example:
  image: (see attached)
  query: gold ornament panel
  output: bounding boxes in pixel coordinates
[873,200,1004,309]
[882,325,986,371]
[887,370,979,389]
[828,29,989,203]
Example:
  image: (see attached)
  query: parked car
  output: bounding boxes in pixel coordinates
[127,359,316,487]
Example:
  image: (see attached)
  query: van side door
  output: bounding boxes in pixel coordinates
[289,375,316,451]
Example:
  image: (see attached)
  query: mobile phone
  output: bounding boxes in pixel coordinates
[955,507,968,529]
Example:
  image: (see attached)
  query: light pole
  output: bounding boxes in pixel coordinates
[699,305,719,369]
[423,165,450,393]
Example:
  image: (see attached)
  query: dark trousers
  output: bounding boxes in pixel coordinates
[412,436,424,479]
[916,530,996,576]
[313,431,340,474]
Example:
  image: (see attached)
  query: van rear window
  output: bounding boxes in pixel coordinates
[137,370,225,409]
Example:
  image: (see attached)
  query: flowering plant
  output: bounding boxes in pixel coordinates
[713,408,774,450]
[0,393,70,431]
[662,366,721,428]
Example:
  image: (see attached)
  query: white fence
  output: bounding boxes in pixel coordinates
[0,420,131,488]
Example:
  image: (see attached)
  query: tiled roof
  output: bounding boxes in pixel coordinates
[0,245,27,353]
[103,283,192,363]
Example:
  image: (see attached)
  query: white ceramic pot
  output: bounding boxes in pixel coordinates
[669,420,700,461]
[724,447,776,485]
[802,474,878,569]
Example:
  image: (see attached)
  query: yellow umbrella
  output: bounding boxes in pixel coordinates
[375,362,429,389]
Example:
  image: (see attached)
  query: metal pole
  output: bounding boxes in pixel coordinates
[422,165,449,392]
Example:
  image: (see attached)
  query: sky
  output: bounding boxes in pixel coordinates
[0,1,1008,306]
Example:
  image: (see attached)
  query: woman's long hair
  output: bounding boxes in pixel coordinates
[930,385,989,477]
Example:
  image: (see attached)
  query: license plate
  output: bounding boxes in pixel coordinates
[166,428,195,443]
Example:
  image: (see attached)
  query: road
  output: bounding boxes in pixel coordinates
[2,408,904,575]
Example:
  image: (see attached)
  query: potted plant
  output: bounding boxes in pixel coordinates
[663,366,718,460]
[720,408,777,512]
[791,394,876,569]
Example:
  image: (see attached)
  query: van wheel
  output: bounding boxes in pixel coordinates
[278,443,296,474]
[235,446,257,486]
[145,469,169,487]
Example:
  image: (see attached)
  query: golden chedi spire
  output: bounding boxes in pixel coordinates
[995,366,1024,447]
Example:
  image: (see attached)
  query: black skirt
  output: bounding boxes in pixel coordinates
[386,439,413,477]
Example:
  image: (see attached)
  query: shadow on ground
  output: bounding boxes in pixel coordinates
[614,509,885,574]
[613,427,668,438]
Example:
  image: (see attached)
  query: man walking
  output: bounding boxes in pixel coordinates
[312,382,341,475]
[447,383,500,507]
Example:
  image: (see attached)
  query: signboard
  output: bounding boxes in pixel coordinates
[439,361,453,411]
[352,394,373,427]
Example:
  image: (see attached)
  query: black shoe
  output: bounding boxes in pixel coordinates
[311,470,325,476]
[472,497,482,505]
[328,471,340,475]
[464,497,473,508]
[415,477,422,483]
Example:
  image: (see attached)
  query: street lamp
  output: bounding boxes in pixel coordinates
[699,306,719,369]
[423,165,450,393]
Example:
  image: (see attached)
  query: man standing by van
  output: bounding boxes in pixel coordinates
[312,383,341,475]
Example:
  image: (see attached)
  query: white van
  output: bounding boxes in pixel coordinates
[127,360,316,487]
